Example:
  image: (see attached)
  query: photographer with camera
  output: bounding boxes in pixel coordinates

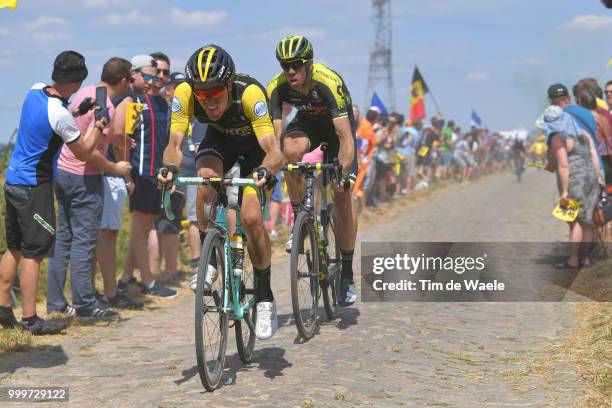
[0,51,131,334]
[46,57,133,319]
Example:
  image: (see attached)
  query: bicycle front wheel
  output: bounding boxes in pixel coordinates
[321,204,340,320]
[235,239,256,364]
[290,211,320,341]
[195,228,228,392]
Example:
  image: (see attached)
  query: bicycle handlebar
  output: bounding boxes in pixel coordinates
[281,162,339,173]
[161,177,261,221]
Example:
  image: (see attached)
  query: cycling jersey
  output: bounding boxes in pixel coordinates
[267,63,352,124]
[170,74,274,141]
[6,83,80,186]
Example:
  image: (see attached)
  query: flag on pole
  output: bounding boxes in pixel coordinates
[370,92,388,115]
[0,0,17,9]
[470,110,483,128]
[410,66,430,120]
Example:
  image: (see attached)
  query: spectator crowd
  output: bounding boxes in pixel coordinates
[0,48,546,335]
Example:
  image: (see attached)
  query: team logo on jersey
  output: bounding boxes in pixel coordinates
[171,96,182,113]
[253,100,267,118]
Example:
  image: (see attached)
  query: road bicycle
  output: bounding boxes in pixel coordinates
[162,176,264,391]
[282,144,342,340]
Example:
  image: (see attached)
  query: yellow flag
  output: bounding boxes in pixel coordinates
[125,102,144,135]
[0,0,17,9]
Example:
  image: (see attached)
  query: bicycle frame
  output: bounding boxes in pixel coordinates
[161,177,259,321]
[285,145,335,280]
[211,204,255,321]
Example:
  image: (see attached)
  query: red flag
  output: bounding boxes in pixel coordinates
[410,66,430,120]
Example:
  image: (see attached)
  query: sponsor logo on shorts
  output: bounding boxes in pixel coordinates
[253,100,267,118]
[171,96,182,113]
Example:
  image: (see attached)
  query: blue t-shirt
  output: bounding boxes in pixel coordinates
[6,83,80,186]
[132,93,169,177]
[563,105,596,141]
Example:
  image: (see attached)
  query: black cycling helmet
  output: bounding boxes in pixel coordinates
[185,45,235,88]
[276,35,313,62]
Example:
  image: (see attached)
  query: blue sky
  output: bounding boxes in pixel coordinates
[0,0,611,142]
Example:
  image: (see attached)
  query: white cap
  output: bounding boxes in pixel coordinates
[130,54,154,70]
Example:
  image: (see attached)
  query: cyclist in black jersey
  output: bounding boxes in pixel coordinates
[267,36,358,306]
[158,45,282,340]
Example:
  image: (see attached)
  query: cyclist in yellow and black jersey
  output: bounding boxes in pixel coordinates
[158,45,282,340]
[267,35,358,307]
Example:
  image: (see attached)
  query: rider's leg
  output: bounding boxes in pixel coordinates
[241,192,273,302]
[332,186,358,275]
[283,131,310,217]
[242,190,277,340]
[195,156,224,233]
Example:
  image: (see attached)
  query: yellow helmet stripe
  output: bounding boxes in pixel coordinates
[282,38,288,58]
[197,47,216,82]
[290,36,301,57]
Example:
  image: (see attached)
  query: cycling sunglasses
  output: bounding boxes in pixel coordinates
[157,69,170,76]
[193,86,226,100]
[280,59,308,71]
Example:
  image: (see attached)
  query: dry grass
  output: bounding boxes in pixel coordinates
[0,328,32,352]
[502,302,611,408]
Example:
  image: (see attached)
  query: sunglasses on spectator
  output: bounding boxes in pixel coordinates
[280,59,308,71]
[193,87,226,100]
[157,69,170,76]
[605,90,612,95]
[140,72,158,83]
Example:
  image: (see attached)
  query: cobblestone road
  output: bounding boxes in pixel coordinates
[0,170,583,407]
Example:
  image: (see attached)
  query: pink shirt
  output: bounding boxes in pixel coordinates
[57,85,115,175]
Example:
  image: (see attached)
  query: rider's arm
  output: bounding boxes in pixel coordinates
[333,115,355,175]
[163,82,193,170]
[243,84,283,175]
[257,134,283,174]
[314,70,355,175]
[272,119,283,142]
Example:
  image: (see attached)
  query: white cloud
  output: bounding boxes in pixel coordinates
[396,0,512,14]
[234,26,326,41]
[85,0,150,8]
[24,16,66,30]
[101,10,155,26]
[170,7,227,27]
[557,15,612,33]
[30,33,72,43]
[523,57,547,67]
[465,70,490,82]
[85,0,119,7]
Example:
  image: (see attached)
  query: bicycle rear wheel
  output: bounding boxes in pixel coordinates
[235,237,256,364]
[321,204,340,320]
[195,228,228,392]
[290,211,320,340]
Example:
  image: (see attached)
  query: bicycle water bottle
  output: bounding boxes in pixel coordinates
[230,234,244,277]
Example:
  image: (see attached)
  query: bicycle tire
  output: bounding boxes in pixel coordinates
[195,228,228,391]
[235,236,256,364]
[321,204,340,320]
[290,211,319,340]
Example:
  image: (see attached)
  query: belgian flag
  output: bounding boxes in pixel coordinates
[0,0,17,9]
[410,66,429,120]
